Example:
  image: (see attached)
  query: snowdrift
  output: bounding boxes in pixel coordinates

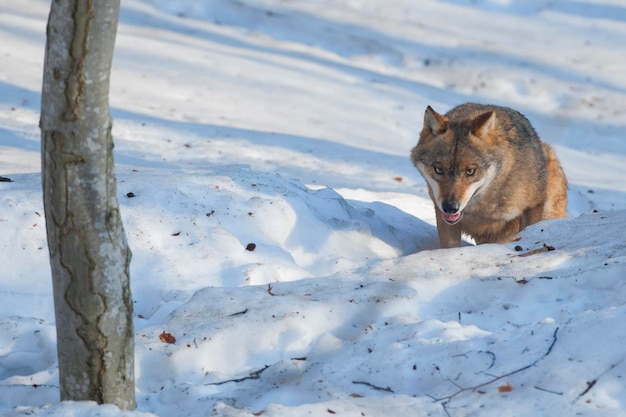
[1,0,626,416]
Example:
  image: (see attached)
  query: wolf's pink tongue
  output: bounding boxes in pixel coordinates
[443,212,461,223]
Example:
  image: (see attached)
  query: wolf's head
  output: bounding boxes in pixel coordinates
[411,105,499,225]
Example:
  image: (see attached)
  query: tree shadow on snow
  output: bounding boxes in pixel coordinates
[119,2,626,101]
[440,0,626,23]
[110,107,421,191]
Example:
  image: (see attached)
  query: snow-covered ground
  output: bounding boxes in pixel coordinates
[1,0,626,416]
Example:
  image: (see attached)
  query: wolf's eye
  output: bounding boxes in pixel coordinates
[465,168,476,176]
[433,166,444,175]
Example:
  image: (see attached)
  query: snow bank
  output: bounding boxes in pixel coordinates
[1,0,626,416]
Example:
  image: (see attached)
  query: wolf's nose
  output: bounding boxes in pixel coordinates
[442,201,460,214]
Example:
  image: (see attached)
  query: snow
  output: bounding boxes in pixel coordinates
[1,0,626,416]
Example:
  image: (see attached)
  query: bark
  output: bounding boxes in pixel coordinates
[40,0,135,409]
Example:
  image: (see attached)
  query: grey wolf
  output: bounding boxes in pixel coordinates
[410,103,567,248]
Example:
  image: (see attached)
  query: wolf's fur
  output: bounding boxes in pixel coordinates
[411,103,567,248]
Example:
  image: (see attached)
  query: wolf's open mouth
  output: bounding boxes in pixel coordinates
[442,211,462,225]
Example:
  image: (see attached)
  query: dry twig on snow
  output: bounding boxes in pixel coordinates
[207,365,270,386]
[352,380,395,393]
[428,327,560,414]
[574,357,625,403]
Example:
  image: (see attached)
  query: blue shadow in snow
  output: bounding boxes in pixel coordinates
[119,1,626,97]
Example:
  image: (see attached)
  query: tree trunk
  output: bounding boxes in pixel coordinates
[40,0,135,409]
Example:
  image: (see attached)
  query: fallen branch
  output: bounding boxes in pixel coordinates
[207,365,270,386]
[518,243,555,257]
[441,402,452,417]
[428,364,533,402]
[534,385,563,395]
[576,380,596,400]
[227,308,248,317]
[428,327,559,403]
[267,284,276,296]
[574,357,625,403]
[544,327,559,356]
[352,380,394,393]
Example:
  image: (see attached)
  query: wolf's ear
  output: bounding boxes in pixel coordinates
[471,110,496,139]
[423,106,448,135]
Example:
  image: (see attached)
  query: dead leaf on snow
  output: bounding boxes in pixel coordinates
[498,381,513,392]
[159,331,176,344]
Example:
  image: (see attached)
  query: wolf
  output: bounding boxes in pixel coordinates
[411,103,567,248]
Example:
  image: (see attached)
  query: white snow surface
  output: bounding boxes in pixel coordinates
[1,0,626,416]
